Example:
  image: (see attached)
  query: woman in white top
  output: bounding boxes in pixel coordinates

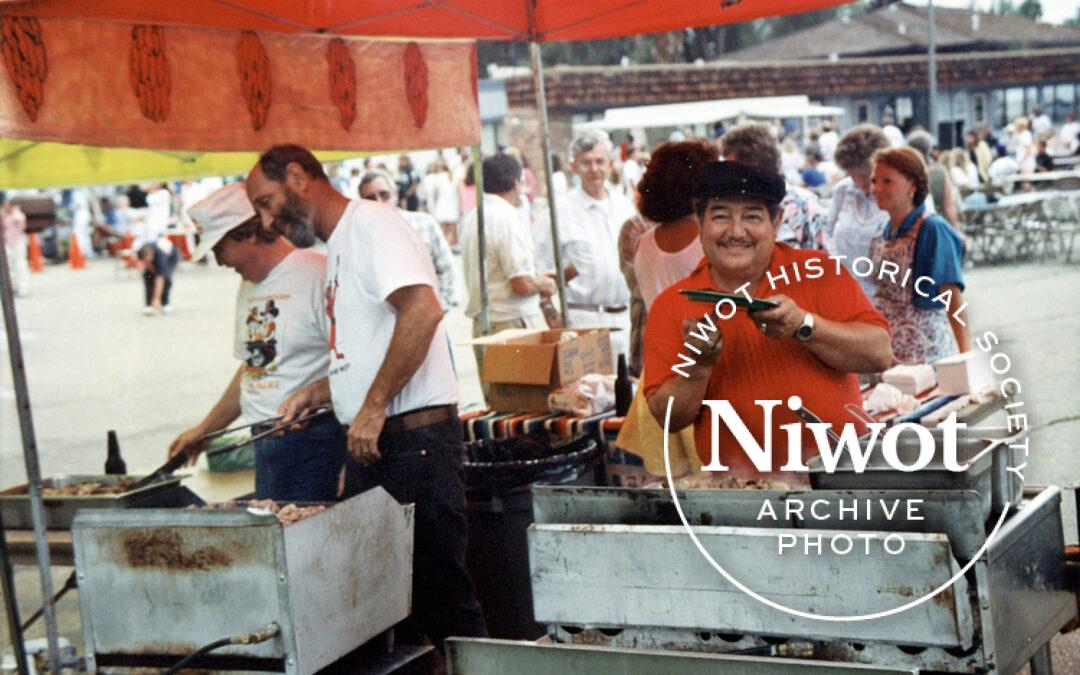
[945,148,977,190]
[423,157,460,245]
[826,124,891,300]
[629,141,719,312]
[616,140,718,478]
[1013,117,1035,174]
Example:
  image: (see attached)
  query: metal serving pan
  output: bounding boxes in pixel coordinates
[0,474,184,530]
[807,427,1025,523]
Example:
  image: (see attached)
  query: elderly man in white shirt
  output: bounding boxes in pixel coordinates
[553,130,637,365]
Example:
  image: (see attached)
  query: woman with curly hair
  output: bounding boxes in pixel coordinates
[827,124,891,299]
[870,147,969,365]
[615,140,717,479]
[633,141,720,309]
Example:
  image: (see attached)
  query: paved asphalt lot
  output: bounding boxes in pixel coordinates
[1,254,1078,669]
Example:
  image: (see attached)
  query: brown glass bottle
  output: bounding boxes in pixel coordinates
[104,430,127,475]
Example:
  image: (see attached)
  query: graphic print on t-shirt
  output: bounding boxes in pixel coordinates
[325,256,346,361]
[243,298,281,376]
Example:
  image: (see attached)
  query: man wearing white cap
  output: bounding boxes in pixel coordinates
[167,182,346,501]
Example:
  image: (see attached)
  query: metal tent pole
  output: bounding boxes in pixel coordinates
[525,20,568,326]
[0,235,61,674]
[928,0,939,140]
[0,508,30,675]
[472,145,490,335]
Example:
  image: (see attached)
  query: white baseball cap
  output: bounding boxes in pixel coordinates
[188,183,257,261]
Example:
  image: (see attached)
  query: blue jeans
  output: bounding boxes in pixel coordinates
[254,414,346,502]
[343,413,487,652]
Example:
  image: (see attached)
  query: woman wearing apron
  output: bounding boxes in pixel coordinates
[868,147,970,365]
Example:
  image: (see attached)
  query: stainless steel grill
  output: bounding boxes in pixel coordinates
[72,486,414,674]
[449,483,1074,674]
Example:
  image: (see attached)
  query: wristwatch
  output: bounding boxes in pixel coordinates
[795,312,815,342]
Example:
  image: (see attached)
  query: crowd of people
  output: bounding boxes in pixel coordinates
[4,109,1067,653]
[438,121,986,482]
[167,146,488,655]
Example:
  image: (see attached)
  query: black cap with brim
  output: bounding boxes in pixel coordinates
[692,160,786,206]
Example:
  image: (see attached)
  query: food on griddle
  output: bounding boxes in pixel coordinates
[655,474,792,490]
[41,478,136,496]
[190,499,328,526]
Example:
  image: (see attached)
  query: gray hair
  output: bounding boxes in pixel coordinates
[359,169,396,196]
[568,129,613,161]
[905,130,936,161]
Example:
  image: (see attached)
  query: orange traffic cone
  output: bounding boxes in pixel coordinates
[27,233,44,272]
[68,232,87,270]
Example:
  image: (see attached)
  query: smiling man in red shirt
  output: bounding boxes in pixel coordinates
[643,161,892,484]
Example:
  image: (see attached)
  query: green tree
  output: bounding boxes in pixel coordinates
[1016,0,1043,20]
[476,1,856,71]
[994,0,1042,20]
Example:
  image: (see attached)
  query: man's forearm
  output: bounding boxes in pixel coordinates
[804,318,892,373]
[303,377,332,406]
[196,367,244,434]
[646,369,712,432]
[363,289,442,412]
[510,274,552,298]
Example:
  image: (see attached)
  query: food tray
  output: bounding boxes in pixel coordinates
[807,427,1025,523]
[0,474,184,530]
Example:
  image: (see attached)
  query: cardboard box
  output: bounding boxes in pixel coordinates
[471,328,614,412]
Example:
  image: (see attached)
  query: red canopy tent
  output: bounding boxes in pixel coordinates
[3,1,854,40]
[0,2,855,672]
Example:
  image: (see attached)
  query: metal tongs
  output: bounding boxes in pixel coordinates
[205,405,334,458]
[792,404,843,447]
[132,405,334,489]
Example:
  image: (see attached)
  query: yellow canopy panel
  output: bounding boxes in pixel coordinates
[0,139,368,189]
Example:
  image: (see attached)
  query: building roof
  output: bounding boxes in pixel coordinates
[728,1,1080,61]
[504,47,1080,110]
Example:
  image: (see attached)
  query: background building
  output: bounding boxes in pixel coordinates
[489,1,1080,167]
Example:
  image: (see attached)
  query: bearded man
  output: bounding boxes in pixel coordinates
[245,144,486,652]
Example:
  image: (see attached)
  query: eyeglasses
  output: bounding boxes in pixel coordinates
[362,191,394,202]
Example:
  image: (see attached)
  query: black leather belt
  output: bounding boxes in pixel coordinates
[381,404,456,436]
[567,302,628,314]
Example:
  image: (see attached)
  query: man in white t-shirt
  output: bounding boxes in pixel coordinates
[555,130,637,364]
[139,183,172,247]
[358,169,458,309]
[817,119,840,161]
[459,153,556,339]
[621,146,645,197]
[245,145,486,651]
[1059,113,1080,155]
[881,116,905,148]
[1031,106,1052,137]
[168,183,345,502]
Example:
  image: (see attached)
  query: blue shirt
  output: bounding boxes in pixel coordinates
[800,167,827,188]
[883,203,965,310]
